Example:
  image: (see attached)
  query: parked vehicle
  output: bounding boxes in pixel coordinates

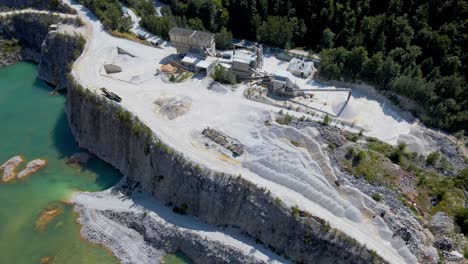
[100,87,122,103]
[137,32,149,40]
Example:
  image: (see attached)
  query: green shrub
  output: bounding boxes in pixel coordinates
[455,208,468,235]
[346,133,359,142]
[275,197,282,205]
[291,205,299,217]
[211,65,236,85]
[426,151,440,165]
[77,0,130,31]
[215,27,233,50]
[346,147,355,158]
[367,138,394,156]
[322,114,332,125]
[115,108,132,125]
[353,150,367,165]
[140,15,175,39]
[131,122,143,135]
[454,168,468,190]
[277,114,293,125]
[290,140,301,147]
[0,40,21,54]
[372,193,382,202]
[389,149,403,164]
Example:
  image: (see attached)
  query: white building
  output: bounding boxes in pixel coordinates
[270,70,299,96]
[287,58,315,77]
[231,49,260,77]
[181,53,218,75]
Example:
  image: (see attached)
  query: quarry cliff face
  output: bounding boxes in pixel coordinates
[0,13,84,89]
[38,31,84,89]
[0,13,51,62]
[65,83,384,264]
[0,7,386,264]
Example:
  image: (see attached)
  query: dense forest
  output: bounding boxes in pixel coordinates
[77,0,467,135]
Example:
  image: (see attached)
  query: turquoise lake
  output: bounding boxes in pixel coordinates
[0,62,191,264]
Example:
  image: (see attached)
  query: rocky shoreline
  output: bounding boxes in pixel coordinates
[0,40,21,66]
[74,187,291,264]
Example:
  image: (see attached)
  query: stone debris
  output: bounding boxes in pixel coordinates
[430,212,454,236]
[17,159,47,179]
[0,156,23,182]
[434,236,454,251]
[73,190,290,264]
[67,152,92,165]
[442,250,464,262]
[154,96,192,120]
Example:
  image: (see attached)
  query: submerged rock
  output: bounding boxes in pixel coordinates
[0,156,23,182]
[67,152,92,165]
[35,206,62,231]
[17,159,47,179]
[39,256,54,264]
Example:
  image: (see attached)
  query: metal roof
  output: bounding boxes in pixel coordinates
[196,57,218,69]
[181,53,201,65]
[192,31,215,43]
[169,27,195,37]
[233,50,256,64]
[169,27,215,43]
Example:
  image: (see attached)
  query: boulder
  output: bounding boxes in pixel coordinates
[433,236,454,251]
[430,212,454,235]
[17,159,47,179]
[67,152,92,165]
[0,156,23,182]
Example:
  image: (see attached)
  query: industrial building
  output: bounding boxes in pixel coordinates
[270,70,300,96]
[180,53,218,75]
[230,45,264,77]
[287,58,315,77]
[169,27,216,56]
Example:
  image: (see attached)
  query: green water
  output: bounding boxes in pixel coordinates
[0,62,191,264]
[0,62,121,264]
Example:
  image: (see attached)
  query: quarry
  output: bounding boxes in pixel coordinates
[63,2,424,263]
[1,1,467,264]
